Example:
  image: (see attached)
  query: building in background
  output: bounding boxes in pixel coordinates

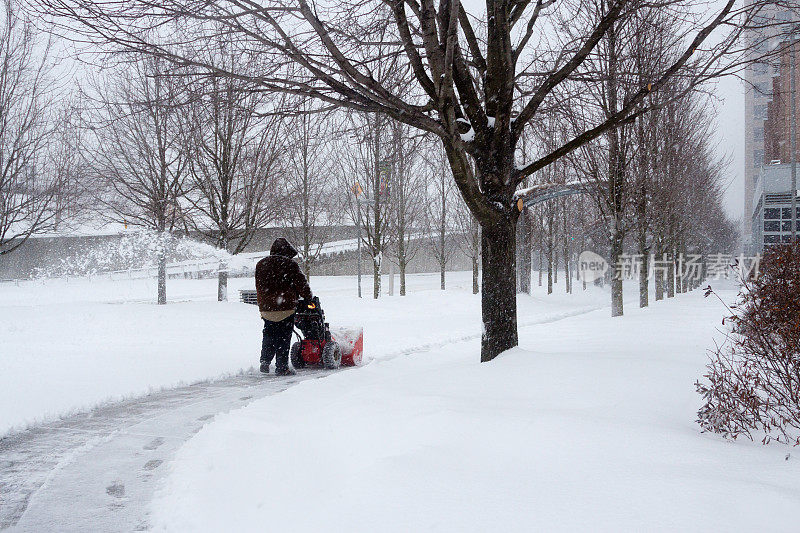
[764,40,800,164]
[751,162,800,252]
[743,5,796,252]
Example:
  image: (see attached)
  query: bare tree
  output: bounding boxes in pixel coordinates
[35,0,780,359]
[49,101,92,231]
[570,10,640,316]
[387,120,426,295]
[544,201,556,294]
[452,191,481,294]
[565,7,684,315]
[629,18,663,308]
[516,130,534,294]
[516,208,532,294]
[0,0,74,256]
[182,42,284,300]
[528,112,571,296]
[86,55,188,304]
[336,112,394,299]
[560,197,572,293]
[425,147,457,290]
[282,100,340,280]
[631,105,656,308]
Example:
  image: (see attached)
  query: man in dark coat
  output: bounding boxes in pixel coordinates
[255,238,313,375]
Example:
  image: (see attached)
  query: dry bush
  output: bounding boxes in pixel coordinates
[696,244,800,445]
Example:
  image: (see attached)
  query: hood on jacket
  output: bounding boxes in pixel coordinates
[270,238,298,258]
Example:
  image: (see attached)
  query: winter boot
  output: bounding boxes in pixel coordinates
[275,367,297,376]
[260,361,271,374]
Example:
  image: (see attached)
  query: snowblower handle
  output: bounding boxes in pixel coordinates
[296,296,321,312]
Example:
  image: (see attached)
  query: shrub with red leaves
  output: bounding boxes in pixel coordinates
[696,243,800,445]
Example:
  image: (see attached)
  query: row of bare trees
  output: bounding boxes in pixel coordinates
[336,112,480,299]
[517,88,738,312]
[74,42,736,308]
[0,0,87,257]
[85,53,486,303]
[510,5,741,317]
[76,49,284,303]
[0,16,486,304]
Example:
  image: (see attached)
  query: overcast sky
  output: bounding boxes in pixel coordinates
[713,68,746,222]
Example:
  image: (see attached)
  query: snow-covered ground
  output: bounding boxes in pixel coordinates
[4,271,797,531]
[0,271,602,435]
[149,280,800,532]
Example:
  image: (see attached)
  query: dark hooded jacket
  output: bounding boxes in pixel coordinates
[255,238,312,314]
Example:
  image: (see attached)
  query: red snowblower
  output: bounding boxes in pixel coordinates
[290,296,363,369]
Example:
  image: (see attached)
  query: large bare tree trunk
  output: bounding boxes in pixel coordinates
[218,232,229,301]
[397,241,408,296]
[218,235,229,302]
[610,226,624,317]
[480,219,518,362]
[158,248,167,305]
[217,267,228,302]
[373,253,381,299]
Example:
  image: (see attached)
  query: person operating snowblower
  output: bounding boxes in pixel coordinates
[255,238,312,376]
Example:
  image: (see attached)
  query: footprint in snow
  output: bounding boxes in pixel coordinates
[106,481,125,498]
[143,459,163,471]
[143,437,164,450]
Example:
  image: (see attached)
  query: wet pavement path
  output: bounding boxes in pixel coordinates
[0,370,328,532]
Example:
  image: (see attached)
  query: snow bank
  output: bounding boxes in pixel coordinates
[28,230,238,279]
[151,287,800,532]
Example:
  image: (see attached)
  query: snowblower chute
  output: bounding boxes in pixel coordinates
[291,296,363,369]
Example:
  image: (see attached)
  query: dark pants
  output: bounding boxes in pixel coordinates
[261,314,295,371]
